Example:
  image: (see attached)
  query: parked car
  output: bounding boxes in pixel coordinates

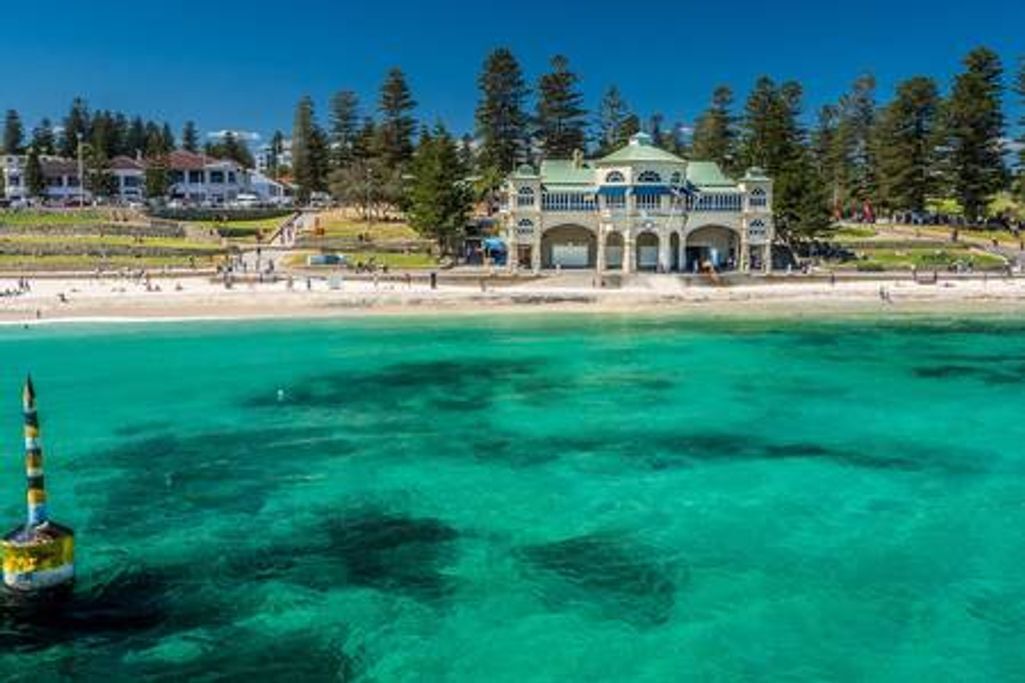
[306,253,346,267]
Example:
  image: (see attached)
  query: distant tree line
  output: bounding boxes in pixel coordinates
[1,99,258,201]
[285,46,1024,247]
[6,46,1024,240]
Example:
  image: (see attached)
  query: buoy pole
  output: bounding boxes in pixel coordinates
[24,377,47,528]
[2,376,75,592]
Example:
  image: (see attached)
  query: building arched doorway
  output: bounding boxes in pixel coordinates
[669,232,681,272]
[685,225,739,272]
[605,231,624,270]
[541,225,597,269]
[636,232,659,271]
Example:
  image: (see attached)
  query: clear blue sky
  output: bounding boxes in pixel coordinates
[2,0,1022,145]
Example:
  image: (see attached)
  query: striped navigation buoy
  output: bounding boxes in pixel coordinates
[2,376,74,592]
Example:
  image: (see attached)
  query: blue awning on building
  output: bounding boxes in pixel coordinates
[679,181,699,196]
[597,185,628,197]
[631,185,672,197]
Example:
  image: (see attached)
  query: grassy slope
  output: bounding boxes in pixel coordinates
[0,209,226,270]
[0,210,133,226]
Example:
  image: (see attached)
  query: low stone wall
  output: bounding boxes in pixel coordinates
[150,208,293,223]
[0,223,186,239]
[0,243,220,257]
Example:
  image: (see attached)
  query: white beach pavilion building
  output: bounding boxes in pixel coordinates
[502,133,774,274]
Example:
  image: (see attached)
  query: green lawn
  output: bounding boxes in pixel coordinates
[833,225,878,240]
[0,234,222,251]
[836,247,1006,271]
[891,224,1023,246]
[287,250,438,269]
[191,217,291,231]
[314,218,420,241]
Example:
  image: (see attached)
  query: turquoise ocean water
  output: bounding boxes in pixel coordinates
[1,314,1025,681]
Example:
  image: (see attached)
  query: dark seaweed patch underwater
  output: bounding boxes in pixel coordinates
[3,316,1025,680]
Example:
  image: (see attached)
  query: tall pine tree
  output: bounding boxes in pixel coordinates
[407,123,472,253]
[946,47,1007,223]
[740,78,831,241]
[292,96,328,201]
[535,55,587,160]
[31,118,55,155]
[24,146,45,198]
[811,105,841,217]
[60,97,90,158]
[1014,57,1025,199]
[873,77,941,213]
[126,117,147,157]
[596,85,631,156]
[269,130,286,177]
[376,68,417,171]
[833,75,879,207]
[329,90,360,170]
[691,86,737,172]
[475,48,530,174]
[3,110,24,154]
[182,121,199,152]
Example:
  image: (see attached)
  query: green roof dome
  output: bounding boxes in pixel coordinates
[597,132,685,165]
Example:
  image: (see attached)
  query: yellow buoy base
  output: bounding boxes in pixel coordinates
[2,522,75,592]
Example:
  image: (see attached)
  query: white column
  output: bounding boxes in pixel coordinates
[657,231,671,273]
[507,221,518,273]
[596,227,606,274]
[623,233,634,275]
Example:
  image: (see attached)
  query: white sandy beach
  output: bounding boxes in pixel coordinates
[3,272,1025,324]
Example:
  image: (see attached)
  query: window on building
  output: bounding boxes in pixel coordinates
[187,170,203,184]
[749,219,767,240]
[170,171,185,183]
[516,186,535,208]
[670,172,681,185]
[209,171,225,184]
[123,176,141,188]
[516,219,534,237]
[46,176,62,187]
[606,193,626,210]
[750,187,767,208]
[637,171,662,183]
[8,175,20,187]
[605,170,625,183]
[66,176,80,188]
[228,172,237,184]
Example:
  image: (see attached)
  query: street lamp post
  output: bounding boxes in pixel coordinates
[77,133,84,209]
[365,164,372,231]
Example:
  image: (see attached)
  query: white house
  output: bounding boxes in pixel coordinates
[502,133,774,274]
[1,149,291,205]
[248,172,293,205]
[165,150,247,204]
